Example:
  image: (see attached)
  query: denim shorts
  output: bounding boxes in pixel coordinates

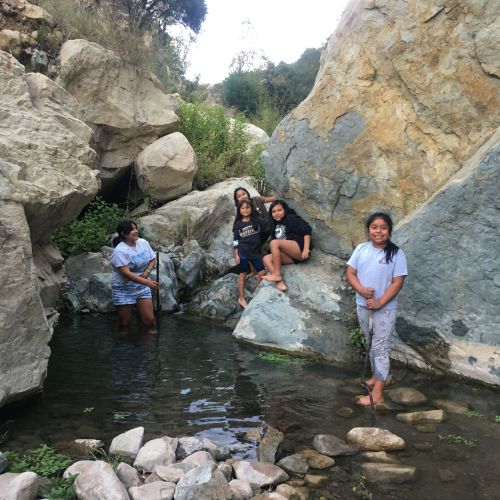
[112,280,152,305]
[239,255,265,274]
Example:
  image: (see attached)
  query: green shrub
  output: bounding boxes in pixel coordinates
[178,100,269,190]
[348,326,366,353]
[52,197,127,258]
[4,445,72,476]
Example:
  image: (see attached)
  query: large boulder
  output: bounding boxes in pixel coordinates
[233,251,354,364]
[391,129,500,385]
[263,0,500,257]
[56,39,179,186]
[0,51,98,408]
[135,132,197,202]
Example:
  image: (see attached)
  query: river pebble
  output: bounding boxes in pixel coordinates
[346,427,405,451]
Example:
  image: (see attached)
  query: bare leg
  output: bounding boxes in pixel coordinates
[237,273,248,308]
[263,254,274,274]
[246,262,257,280]
[116,304,134,330]
[263,240,302,281]
[136,298,155,327]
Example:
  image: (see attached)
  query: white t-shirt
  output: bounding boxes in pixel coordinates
[347,241,408,309]
[110,238,155,284]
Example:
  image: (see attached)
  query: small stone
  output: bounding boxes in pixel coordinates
[232,460,289,489]
[176,436,204,459]
[387,387,428,406]
[313,434,359,456]
[276,483,302,499]
[362,463,417,484]
[346,428,405,451]
[416,423,438,433]
[305,474,328,487]
[109,426,144,459]
[145,472,162,484]
[116,462,141,489]
[182,450,214,467]
[287,479,306,487]
[155,463,193,483]
[336,406,354,418]
[431,399,469,415]
[134,436,178,472]
[0,452,9,473]
[129,481,176,500]
[397,409,446,424]
[217,462,233,481]
[438,469,457,482]
[244,428,262,442]
[74,438,104,451]
[297,449,335,469]
[362,451,400,464]
[277,454,309,474]
[0,472,39,499]
[374,400,405,412]
[229,478,253,499]
[257,425,284,463]
[252,494,288,500]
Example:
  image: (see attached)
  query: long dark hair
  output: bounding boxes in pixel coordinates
[112,220,137,247]
[268,199,297,225]
[365,212,399,263]
[233,186,251,206]
[234,200,260,231]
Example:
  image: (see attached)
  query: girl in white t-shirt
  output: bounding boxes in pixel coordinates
[346,212,408,406]
[110,220,158,330]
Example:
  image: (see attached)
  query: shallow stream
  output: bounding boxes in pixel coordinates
[1,314,499,499]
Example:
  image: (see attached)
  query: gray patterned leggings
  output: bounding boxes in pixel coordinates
[357,305,397,382]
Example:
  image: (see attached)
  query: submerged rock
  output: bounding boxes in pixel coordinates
[386,387,428,406]
[362,462,417,484]
[312,434,359,457]
[277,454,309,474]
[396,409,446,424]
[257,426,284,464]
[297,449,335,470]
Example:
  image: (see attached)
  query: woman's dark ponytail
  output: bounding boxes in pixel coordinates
[113,220,137,247]
[365,212,399,263]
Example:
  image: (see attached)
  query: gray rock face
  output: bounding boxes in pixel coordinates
[392,130,500,386]
[0,51,98,408]
[263,0,500,257]
[233,251,354,364]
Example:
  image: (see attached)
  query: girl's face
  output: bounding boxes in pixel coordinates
[271,203,285,222]
[239,202,252,218]
[368,218,390,247]
[235,189,250,203]
[124,224,139,243]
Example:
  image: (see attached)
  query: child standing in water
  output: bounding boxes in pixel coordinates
[346,212,408,406]
[233,200,267,309]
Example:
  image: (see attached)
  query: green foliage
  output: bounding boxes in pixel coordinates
[352,476,372,499]
[4,445,72,476]
[43,476,77,500]
[113,412,132,421]
[178,100,267,190]
[82,407,94,413]
[89,448,123,470]
[257,352,305,366]
[438,434,478,447]
[222,72,265,116]
[52,197,127,258]
[495,415,500,423]
[34,0,189,91]
[465,410,484,419]
[348,326,366,352]
[250,101,283,136]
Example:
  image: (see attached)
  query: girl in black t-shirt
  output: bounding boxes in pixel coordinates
[263,200,312,292]
[233,200,267,309]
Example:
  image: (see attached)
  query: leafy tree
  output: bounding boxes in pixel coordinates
[109,0,207,33]
[222,71,265,116]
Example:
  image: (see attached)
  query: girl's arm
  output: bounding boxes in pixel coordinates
[233,224,240,264]
[118,266,159,290]
[302,235,311,259]
[366,276,405,310]
[346,266,375,299]
[140,257,157,278]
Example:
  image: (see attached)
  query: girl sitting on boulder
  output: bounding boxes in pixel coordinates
[263,200,312,292]
[346,212,408,406]
[110,220,158,331]
[233,200,267,309]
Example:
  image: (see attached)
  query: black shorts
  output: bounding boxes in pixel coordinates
[239,255,265,274]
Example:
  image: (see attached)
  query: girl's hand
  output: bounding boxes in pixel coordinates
[363,287,375,299]
[147,280,159,291]
[366,298,382,310]
[301,248,310,260]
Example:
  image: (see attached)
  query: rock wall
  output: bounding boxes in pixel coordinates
[0,50,99,406]
[263,0,500,257]
[392,128,500,385]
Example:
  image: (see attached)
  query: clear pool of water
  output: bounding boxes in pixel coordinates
[1,313,499,499]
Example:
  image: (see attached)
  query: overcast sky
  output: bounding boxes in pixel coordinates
[171,0,350,84]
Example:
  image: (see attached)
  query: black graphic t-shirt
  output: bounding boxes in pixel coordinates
[271,214,312,251]
[233,219,265,258]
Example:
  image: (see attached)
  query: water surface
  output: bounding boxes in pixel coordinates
[2,314,499,499]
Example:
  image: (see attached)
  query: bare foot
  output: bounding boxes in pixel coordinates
[357,395,383,406]
[263,274,283,282]
[238,297,248,309]
[276,281,287,292]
